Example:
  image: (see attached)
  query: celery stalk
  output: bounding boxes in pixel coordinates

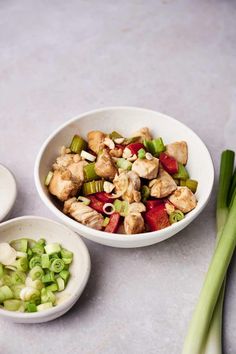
[182,150,235,354]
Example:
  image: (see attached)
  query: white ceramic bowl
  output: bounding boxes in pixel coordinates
[0,164,17,222]
[34,107,214,248]
[0,216,91,323]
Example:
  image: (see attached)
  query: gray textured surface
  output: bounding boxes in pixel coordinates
[1,0,236,353]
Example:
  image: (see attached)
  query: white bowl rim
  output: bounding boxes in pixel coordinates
[34,106,214,244]
[0,215,91,319]
[0,164,17,222]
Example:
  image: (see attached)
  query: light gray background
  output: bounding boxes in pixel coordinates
[1,0,236,353]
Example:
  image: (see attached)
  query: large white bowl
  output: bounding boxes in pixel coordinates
[0,216,91,323]
[34,107,214,248]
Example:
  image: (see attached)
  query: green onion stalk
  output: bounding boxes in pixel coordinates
[182,150,236,354]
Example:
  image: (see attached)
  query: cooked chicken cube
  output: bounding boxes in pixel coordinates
[131,127,153,142]
[67,160,88,185]
[63,199,104,230]
[113,171,141,203]
[128,202,146,214]
[53,153,80,170]
[95,149,117,179]
[166,141,188,165]
[168,186,197,213]
[132,158,159,180]
[124,212,145,234]
[49,170,79,202]
[87,131,106,154]
[149,168,177,198]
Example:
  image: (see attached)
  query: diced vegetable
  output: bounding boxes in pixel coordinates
[46,283,58,292]
[37,302,53,312]
[116,158,132,171]
[169,210,184,224]
[113,200,129,217]
[145,199,164,211]
[41,254,50,269]
[104,212,120,233]
[4,299,21,311]
[44,243,61,255]
[26,302,37,312]
[87,195,105,213]
[102,217,110,227]
[138,148,146,159]
[180,179,198,193]
[10,239,28,253]
[144,204,170,231]
[0,285,13,302]
[56,277,65,291]
[82,180,104,195]
[173,162,189,180]
[50,259,65,273]
[110,131,123,140]
[70,135,87,154]
[159,152,179,174]
[141,185,150,202]
[83,162,99,182]
[29,256,41,269]
[144,138,165,156]
[81,150,96,162]
[59,270,70,284]
[126,143,145,156]
[29,266,44,280]
[44,171,53,186]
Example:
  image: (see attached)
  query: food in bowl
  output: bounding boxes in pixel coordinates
[45,127,198,235]
[0,238,73,312]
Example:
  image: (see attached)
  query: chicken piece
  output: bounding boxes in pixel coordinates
[149,168,177,198]
[49,170,79,202]
[52,153,78,170]
[87,131,106,154]
[63,199,104,230]
[124,212,145,234]
[131,127,153,142]
[67,160,88,186]
[95,149,117,179]
[165,141,188,165]
[128,202,146,214]
[132,158,159,180]
[168,187,197,213]
[109,148,123,158]
[113,171,141,203]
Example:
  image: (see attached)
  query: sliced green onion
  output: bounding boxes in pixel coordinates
[25,277,44,290]
[11,271,26,285]
[173,163,189,180]
[3,299,21,311]
[138,148,146,159]
[29,256,41,269]
[11,284,25,299]
[141,185,150,202]
[77,196,91,205]
[29,266,44,280]
[59,270,70,284]
[82,180,104,195]
[102,217,110,227]
[32,242,44,255]
[41,288,56,304]
[37,302,53,312]
[0,285,13,302]
[42,272,55,284]
[61,248,73,261]
[44,243,61,255]
[56,277,65,292]
[116,158,132,171]
[46,283,58,292]
[41,254,50,269]
[70,135,87,154]
[26,302,37,312]
[20,287,40,302]
[44,171,53,186]
[83,162,99,182]
[113,199,129,217]
[10,239,28,253]
[169,210,184,224]
[50,259,65,273]
[15,257,28,272]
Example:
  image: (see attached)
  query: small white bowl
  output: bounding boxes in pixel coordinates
[34,107,214,248]
[0,216,91,323]
[0,164,17,222]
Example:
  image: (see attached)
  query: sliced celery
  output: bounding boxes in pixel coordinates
[144,137,165,156]
[102,217,110,227]
[116,158,132,171]
[180,179,198,193]
[84,162,99,182]
[114,199,129,217]
[44,171,53,186]
[70,135,87,154]
[82,180,104,195]
[173,163,189,180]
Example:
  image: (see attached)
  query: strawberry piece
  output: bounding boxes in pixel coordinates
[159,152,178,174]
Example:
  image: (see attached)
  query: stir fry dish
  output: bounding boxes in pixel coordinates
[45,127,198,234]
